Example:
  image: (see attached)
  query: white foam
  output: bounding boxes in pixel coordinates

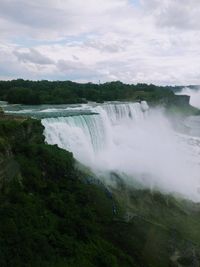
[42,102,200,202]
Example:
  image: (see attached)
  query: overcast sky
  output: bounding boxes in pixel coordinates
[0,0,200,85]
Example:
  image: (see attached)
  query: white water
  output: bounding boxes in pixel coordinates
[42,102,147,166]
[42,101,200,202]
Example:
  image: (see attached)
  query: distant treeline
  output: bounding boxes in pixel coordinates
[0,79,187,105]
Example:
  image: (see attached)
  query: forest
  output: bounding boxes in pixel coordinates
[0,79,187,106]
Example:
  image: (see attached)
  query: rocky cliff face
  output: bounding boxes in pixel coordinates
[0,148,20,191]
[0,117,44,191]
[171,94,190,106]
[155,94,190,107]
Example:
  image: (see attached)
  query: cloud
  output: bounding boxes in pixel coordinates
[141,0,200,30]
[0,0,131,39]
[14,48,54,65]
[0,0,200,84]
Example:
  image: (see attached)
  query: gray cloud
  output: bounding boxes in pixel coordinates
[14,48,54,65]
[57,59,83,71]
[0,0,200,84]
[0,0,67,29]
[142,0,200,30]
[84,40,123,53]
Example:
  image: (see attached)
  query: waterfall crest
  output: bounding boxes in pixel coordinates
[42,101,200,202]
[42,102,148,165]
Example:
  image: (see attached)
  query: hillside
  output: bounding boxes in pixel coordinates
[1,115,200,266]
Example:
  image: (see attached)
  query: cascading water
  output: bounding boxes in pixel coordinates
[41,101,200,201]
[5,99,199,201]
[42,102,148,166]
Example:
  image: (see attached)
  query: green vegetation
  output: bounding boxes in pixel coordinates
[0,79,200,266]
[0,107,4,115]
[1,116,200,266]
[0,79,191,109]
[0,117,136,267]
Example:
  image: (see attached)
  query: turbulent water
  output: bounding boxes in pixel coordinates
[42,102,148,167]
[3,101,200,202]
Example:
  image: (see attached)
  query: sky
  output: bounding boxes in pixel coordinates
[0,0,200,85]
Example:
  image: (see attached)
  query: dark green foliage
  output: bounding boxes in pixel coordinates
[0,118,135,267]
[1,118,200,267]
[6,87,41,104]
[0,79,191,109]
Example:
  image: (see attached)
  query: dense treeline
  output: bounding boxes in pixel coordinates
[0,79,183,105]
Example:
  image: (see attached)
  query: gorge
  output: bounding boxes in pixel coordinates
[4,100,200,202]
[2,85,200,266]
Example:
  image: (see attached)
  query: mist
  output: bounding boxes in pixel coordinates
[42,103,200,202]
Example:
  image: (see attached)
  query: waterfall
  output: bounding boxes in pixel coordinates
[42,101,200,202]
[42,102,148,166]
